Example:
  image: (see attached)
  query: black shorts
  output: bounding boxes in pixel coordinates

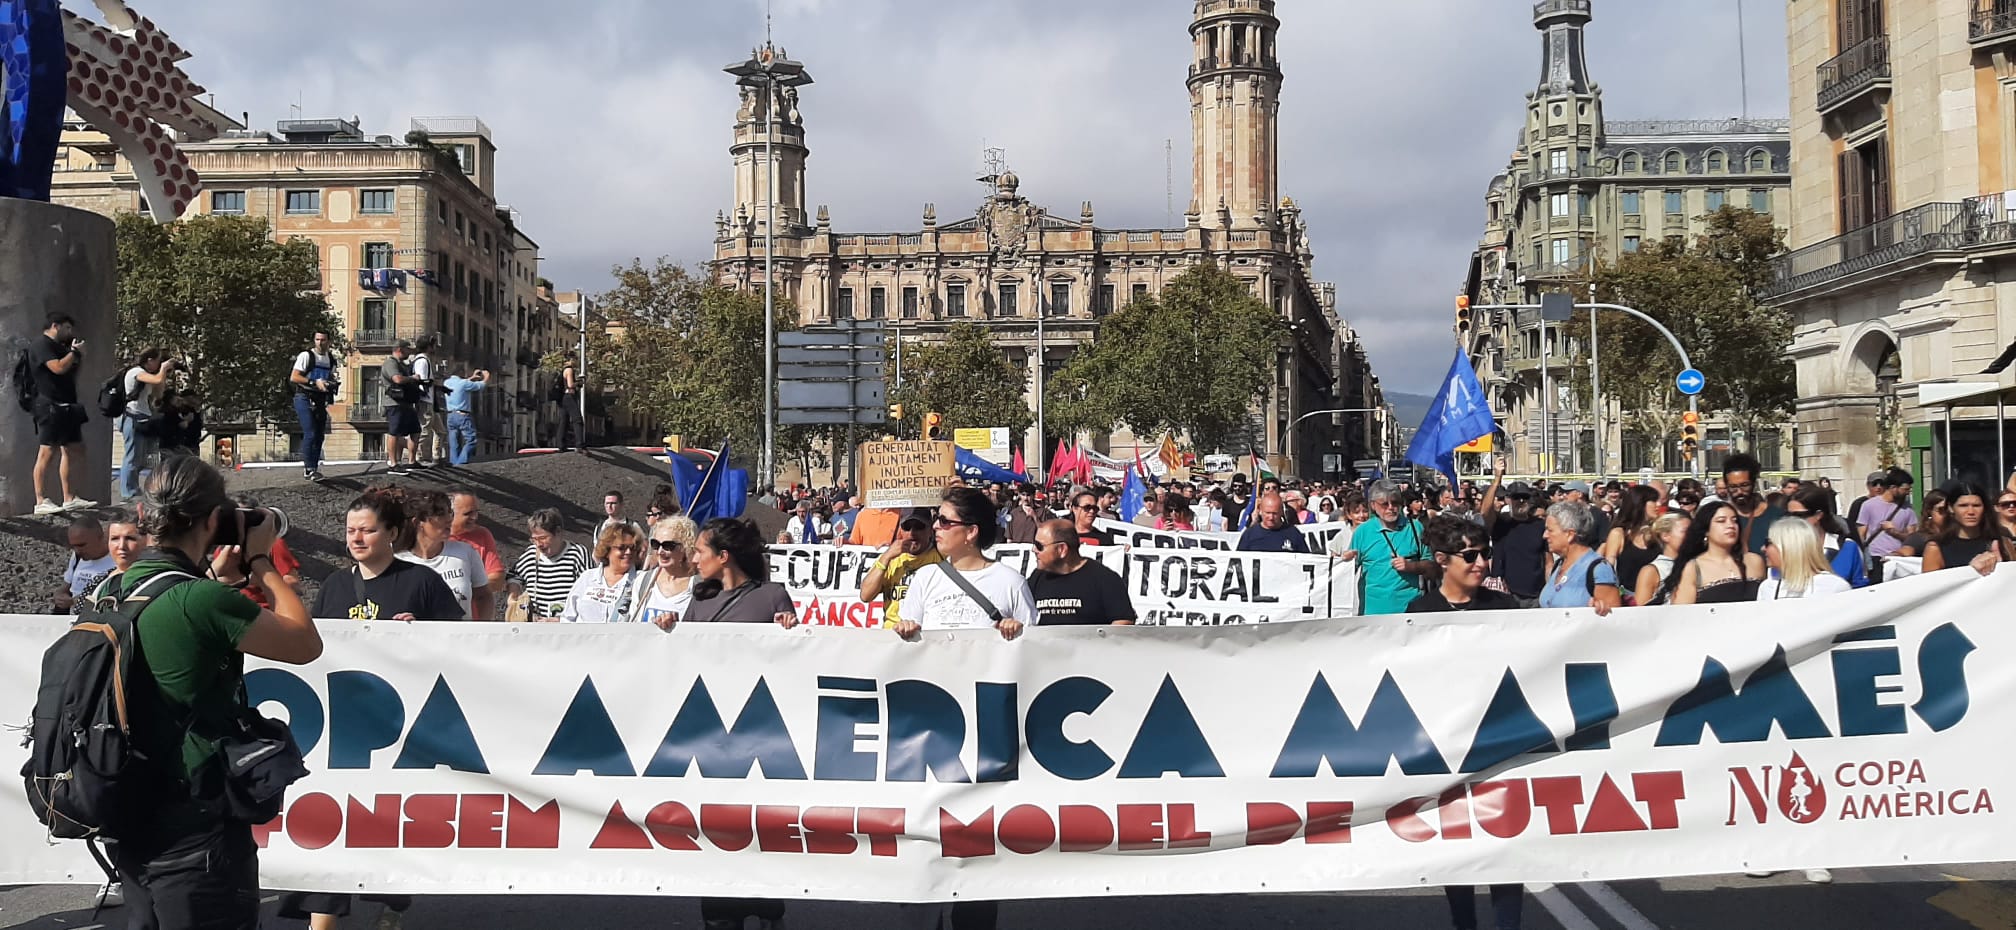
[109,821,261,930]
[386,403,420,437]
[32,400,86,446]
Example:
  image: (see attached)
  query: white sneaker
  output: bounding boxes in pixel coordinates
[1745,870,1773,878]
[62,498,97,511]
[95,881,123,907]
[33,499,62,516]
[1805,868,1833,884]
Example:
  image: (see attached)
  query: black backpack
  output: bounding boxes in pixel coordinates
[12,348,35,412]
[20,570,197,842]
[97,371,127,419]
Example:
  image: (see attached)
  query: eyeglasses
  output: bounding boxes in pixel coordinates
[648,539,683,552]
[933,515,975,528]
[1441,548,1489,564]
[1072,504,1099,512]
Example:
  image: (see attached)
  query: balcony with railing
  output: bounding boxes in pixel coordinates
[1761,202,1968,298]
[1533,0,1592,21]
[1523,254,1592,282]
[1971,4,2016,45]
[1817,35,1891,114]
[352,327,435,350]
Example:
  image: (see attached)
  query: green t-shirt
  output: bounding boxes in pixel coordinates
[1352,518,1428,617]
[118,558,262,781]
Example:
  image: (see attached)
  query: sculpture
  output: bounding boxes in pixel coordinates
[0,0,231,220]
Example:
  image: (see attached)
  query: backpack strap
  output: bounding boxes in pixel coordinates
[937,563,1005,625]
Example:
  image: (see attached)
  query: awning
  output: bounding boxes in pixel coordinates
[1916,378,2016,408]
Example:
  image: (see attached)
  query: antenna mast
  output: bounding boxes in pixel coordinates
[1165,138,1174,227]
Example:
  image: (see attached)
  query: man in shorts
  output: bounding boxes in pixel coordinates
[382,341,422,475]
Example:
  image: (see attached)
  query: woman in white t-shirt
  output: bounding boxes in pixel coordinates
[561,523,643,623]
[891,488,1033,640]
[396,489,492,620]
[623,515,698,628]
[1757,517,1853,601]
[118,349,175,502]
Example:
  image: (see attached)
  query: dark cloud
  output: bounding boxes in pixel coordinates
[143,0,1786,393]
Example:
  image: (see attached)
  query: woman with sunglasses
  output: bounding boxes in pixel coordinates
[558,523,644,623]
[889,487,1032,641]
[1758,518,1853,601]
[624,515,699,628]
[1896,490,1948,558]
[1993,488,2016,540]
[1923,482,2016,575]
[1406,515,1526,930]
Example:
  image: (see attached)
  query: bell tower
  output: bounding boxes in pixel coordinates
[728,43,811,233]
[1188,0,1281,230]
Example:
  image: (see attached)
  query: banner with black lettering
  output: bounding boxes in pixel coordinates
[1092,517,1349,553]
[771,544,1356,627]
[2,566,2012,901]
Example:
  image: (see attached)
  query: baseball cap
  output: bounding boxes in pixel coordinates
[898,509,932,530]
[1867,470,1889,487]
[1564,480,1592,495]
[1504,481,1534,498]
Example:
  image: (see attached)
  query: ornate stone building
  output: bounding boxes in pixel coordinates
[1765,0,2016,489]
[1461,0,1794,475]
[711,0,1381,478]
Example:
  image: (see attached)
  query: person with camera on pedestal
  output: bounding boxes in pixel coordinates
[27,312,96,514]
[290,332,339,482]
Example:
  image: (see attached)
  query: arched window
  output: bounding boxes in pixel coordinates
[1664,151,1684,174]
[1705,150,1726,172]
[1621,152,1641,173]
[1749,149,1772,173]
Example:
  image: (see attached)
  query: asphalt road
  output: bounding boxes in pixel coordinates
[6,864,2015,929]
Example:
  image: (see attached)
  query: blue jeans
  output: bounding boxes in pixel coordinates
[294,394,328,471]
[447,411,477,465]
[119,415,156,501]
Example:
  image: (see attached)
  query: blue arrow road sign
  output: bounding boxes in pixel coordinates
[1676,368,1706,396]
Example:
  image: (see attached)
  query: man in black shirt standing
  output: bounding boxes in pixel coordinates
[1480,459,1546,606]
[1029,519,1136,625]
[29,313,95,514]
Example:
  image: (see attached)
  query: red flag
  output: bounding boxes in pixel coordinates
[1073,443,1093,485]
[1047,439,1076,483]
[1012,446,1027,479]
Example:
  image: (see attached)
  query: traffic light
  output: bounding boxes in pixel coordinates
[1681,411,1701,460]
[1455,295,1473,335]
[889,403,905,423]
[923,412,945,441]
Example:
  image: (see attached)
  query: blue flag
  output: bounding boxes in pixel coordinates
[1404,350,1497,485]
[668,441,747,524]
[1119,463,1147,523]
[954,447,1024,484]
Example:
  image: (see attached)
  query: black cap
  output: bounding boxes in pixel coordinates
[898,508,932,530]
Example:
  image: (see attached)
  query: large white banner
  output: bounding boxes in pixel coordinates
[771,544,1357,628]
[1093,517,1349,553]
[3,566,2012,902]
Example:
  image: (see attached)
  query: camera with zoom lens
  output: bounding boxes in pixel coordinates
[213,506,289,546]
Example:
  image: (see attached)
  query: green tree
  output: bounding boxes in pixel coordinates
[1568,206,1795,453]
[114,213,341,421]
[888,322,1034,439]
[559,258,810,463]
[1045,264,1283,452]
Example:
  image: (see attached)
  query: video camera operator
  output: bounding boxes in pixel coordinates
[290,331,339,482]
[102,454,322,930]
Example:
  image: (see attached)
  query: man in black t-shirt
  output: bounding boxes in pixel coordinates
[1482,475,1547,606]
[1029,520,1135,625]
[28,313,95,514]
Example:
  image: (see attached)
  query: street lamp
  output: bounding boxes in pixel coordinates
[726,43,812,490]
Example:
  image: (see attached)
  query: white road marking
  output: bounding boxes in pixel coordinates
[1530,882,1605,930]
[1577,881,1662,930]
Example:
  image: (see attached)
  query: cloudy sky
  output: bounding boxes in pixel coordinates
[140,0,1787,394]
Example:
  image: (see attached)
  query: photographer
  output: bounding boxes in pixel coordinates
[381,341,422,476]
[441,367,489,466]
[290,332,339,482]
[410,336,445,468]
[119,348,176,503]
[29,312,94,515]
[108,455,322,930]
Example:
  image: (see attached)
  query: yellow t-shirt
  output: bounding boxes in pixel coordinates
[877,549,944,628]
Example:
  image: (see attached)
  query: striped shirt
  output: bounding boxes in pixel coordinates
[510,542,592,619]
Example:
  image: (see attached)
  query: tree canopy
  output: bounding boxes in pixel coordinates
[114,213,341,422]
[887,322,1034,440]
[1046,263,1283,453]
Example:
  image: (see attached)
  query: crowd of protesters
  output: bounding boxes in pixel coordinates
[38,449,2016,930]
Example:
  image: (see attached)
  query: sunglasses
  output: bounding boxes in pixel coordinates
[1073,504,1099,512]
[934,515,975,528]
[1440,548,1489,564]
[648,539,683,552]
[1998,500,2016,509]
